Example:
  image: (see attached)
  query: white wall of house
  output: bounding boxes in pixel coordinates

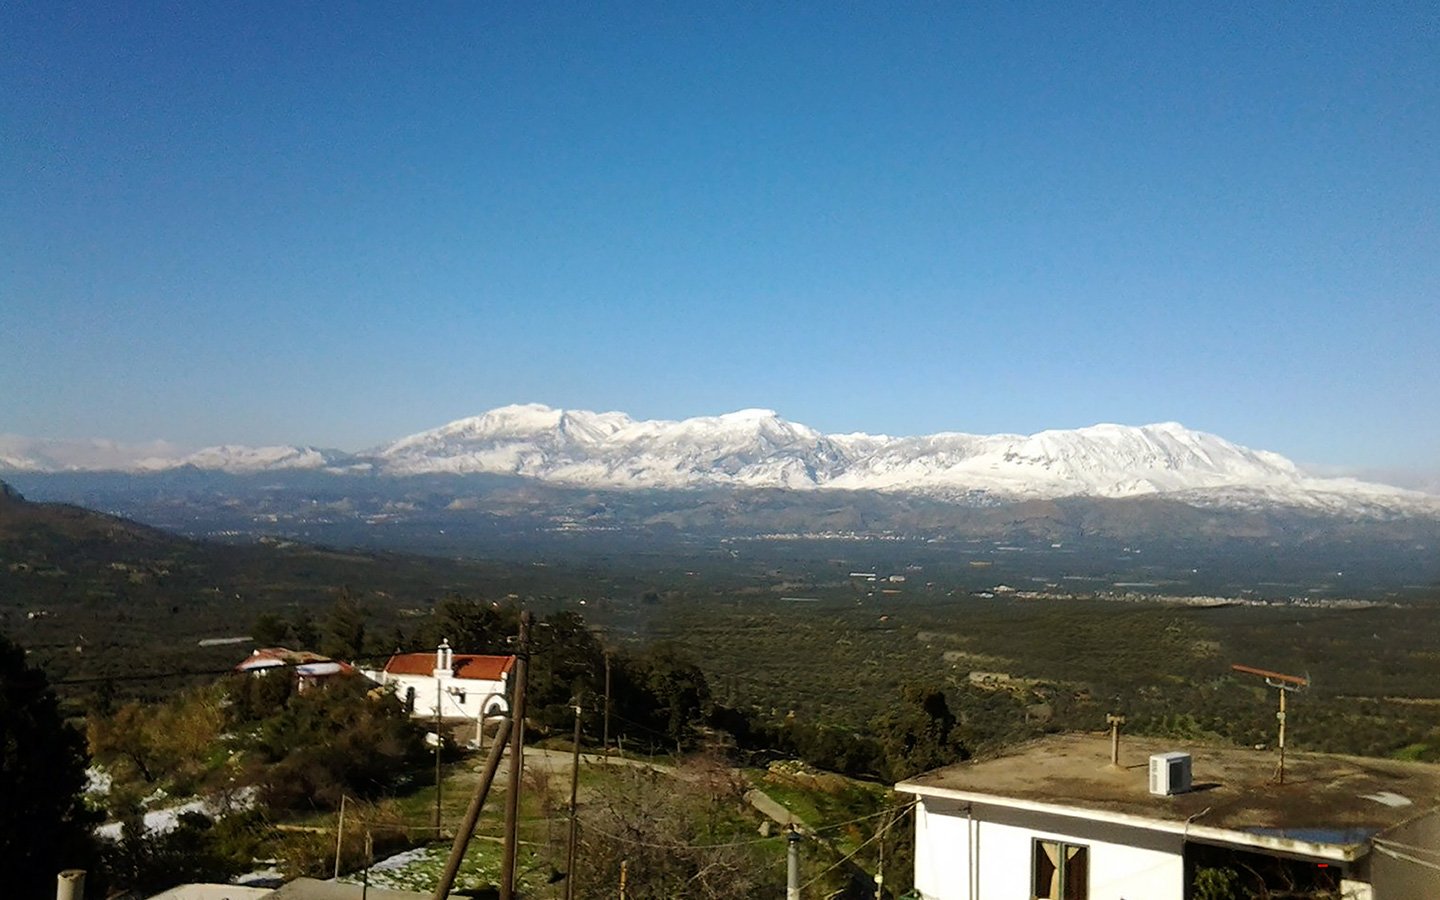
[382,671,507,721]
[1369,808,1440,899]
[912,798,1185,900]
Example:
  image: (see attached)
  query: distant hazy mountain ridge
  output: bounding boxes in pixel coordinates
[2,404,1434,515]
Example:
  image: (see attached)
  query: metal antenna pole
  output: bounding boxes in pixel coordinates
[1277,686,1287,785]
[1106,713,1126,768]
[1230,663,1308,785]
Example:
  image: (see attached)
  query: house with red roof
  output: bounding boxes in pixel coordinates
[235,647,356,692]
[368,640,513,722]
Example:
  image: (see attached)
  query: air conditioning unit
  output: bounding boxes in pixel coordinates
[1149,752,1192,795]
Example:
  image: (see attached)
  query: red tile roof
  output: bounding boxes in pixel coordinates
[383,652,515,681]
[236,647,334,672]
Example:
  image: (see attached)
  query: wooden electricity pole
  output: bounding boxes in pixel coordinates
[432,717,513,900]
[334,794,349,878]
[602,649,612,759]
[435,679,444,835]
[500,611,532,900]
[876,807,890,900]
[565,702,583,900]
[362,830,373,900]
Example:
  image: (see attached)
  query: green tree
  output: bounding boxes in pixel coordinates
[89,701,164,784]
[229,670,296,722]
[871,683,970,781]
[528,610,606,732]
[616,645,712,749]
[1192,866,1244,900]
[88,685,227,794]
[320,590,367,661]
[248,676,426,810]
[102,810,254,894]
[419,595,510,653]
[0,632,100,895]
[251,611,290,646]
[290,610,319,649]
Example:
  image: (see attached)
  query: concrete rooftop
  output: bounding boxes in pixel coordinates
[897,732,1440,859]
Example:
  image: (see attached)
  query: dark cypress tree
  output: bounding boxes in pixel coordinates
[0,632,100,895]
[320,589,367,661]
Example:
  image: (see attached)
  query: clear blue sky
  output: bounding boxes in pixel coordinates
[2,3,1436,473]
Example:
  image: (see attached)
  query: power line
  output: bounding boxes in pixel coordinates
[52,651,404,685]
[56,665,249,685]
[578,821,779,850]
[574,802,913,852]
[1373,843,1440,874]
[798,801,915,891]
[1372,837,1440,861]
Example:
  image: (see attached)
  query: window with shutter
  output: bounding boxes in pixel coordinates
[1032,839,1088,900]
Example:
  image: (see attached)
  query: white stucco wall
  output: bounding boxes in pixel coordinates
[913,798,1186,900]
[382,672,507,721]
[1369,807,1440,900]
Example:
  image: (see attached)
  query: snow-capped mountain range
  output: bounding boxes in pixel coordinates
[2,404,1435,515]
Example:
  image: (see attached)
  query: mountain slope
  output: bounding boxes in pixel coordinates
[1,406,1434,516]
[368,405,1434,514]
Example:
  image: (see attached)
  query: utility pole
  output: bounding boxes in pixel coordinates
[565,702,583,900]
[500,611,532,900]
[875,808,889,900]
[435,678,444,835]
[602,649,612,760]
[1106,713,1126,768]
[786,826,801,900]
[334,794,348,878]
[362,830,373,900]
[618,859,628,900]
[432,718,513,900]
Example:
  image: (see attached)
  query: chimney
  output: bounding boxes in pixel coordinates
[435,639,452,678]
[56,870,85,900]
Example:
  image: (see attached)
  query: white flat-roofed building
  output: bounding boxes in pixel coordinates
[896,732,1440,900]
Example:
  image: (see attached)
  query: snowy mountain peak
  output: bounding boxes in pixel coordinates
[178,445,342,473]
[430,404,565,437]
[718,407,782,422]
[1,406,1434,516]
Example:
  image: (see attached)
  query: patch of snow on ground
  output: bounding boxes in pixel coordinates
[369,846,432,872]
[85,766,112,797]
[94,786,258,841]
[232,865,285,887]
